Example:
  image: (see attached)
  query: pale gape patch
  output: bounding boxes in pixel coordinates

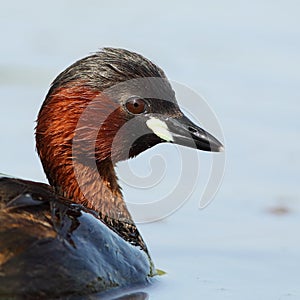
[146,117,174,142]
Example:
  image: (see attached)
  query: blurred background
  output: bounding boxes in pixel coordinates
[0,1,299,299]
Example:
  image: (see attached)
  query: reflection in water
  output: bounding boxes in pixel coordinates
[111,291,148,300]
[68,290,149,300]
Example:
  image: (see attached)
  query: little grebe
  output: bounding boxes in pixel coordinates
[0,48,223,298]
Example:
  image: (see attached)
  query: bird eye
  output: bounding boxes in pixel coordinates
[125,97,148,114]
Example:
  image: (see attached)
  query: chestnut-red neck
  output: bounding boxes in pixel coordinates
[35,84,133,224]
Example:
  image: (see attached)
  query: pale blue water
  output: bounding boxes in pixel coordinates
[0,1,300,299]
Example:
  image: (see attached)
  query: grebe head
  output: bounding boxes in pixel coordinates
[35,48,223,230]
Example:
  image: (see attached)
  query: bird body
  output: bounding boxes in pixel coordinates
[0,48,223,298]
